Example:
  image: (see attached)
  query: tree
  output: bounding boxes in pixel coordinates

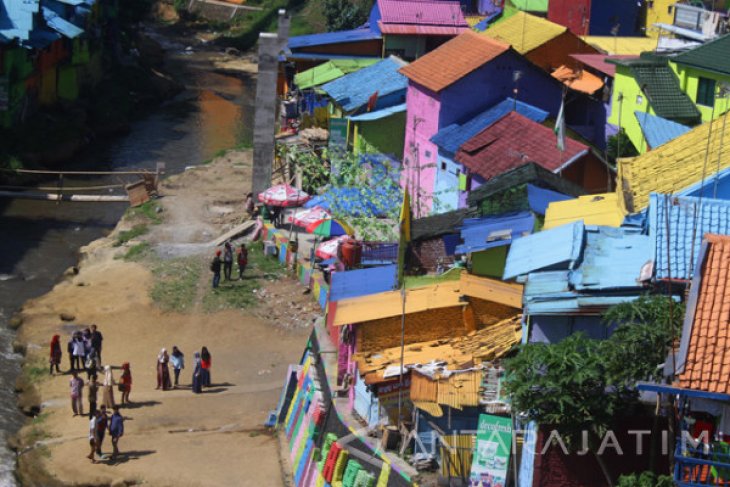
[606,129,639,165]
[323,0,371,32]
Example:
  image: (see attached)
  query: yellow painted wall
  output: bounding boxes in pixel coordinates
[673,63,730,122]
[645,0,675,38]
[608,67,654,153]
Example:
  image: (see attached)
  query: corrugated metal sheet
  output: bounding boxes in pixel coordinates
[347,103,406,121]
[439,434,475,479]
[322,56,408,113]
[413,401,443,417]
[634,110,691,150]
[288,28,381,50]
[503,221,584,279]
[379,24,467,35]
[544,193,627,229]
[484,11,565,54]
[527,183,571,215]
[582,36,660,55]
[459,273,523,309]
[410,373,438,403]
[42,6,83,38]
[294,59,379,90]
[649,193,730,280]
[437,371,481,409]
[431,98,548,154]
[329,264,397,302]
[378,0,468,27]
[0,0,39,42]
[455,211,535,254]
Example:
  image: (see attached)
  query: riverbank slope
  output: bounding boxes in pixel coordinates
[12,150,313,487]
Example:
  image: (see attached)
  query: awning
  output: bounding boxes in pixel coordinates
[347,103,406,122]
[636,382,730,402]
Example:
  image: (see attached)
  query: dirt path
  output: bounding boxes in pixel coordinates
[14,151,311,486]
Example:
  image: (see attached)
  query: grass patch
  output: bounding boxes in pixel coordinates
[22,356,49,386]
[202,242,285,312]
[114,224,149,247]
[405,267,463,289]
[121,242,152,261]
[150,257,201,312]
[126,200,163,224]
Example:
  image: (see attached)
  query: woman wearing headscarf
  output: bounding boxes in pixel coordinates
[191,352,202,394]
[156,348,171,391]
[200,347,212,388]
[170,346,184,388]
[49,335,62,375]
[102,365,115,408]
[119,362,132,405]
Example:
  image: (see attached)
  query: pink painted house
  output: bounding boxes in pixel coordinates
[399,31,563,217]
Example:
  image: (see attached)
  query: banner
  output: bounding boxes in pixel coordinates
[469,414,513,487]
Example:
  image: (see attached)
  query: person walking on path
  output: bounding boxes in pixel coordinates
[237,243,248,279]
[94,405,108,458]
[170,347,184,388]
[119,362,132,404]
[102,365,115,408]
[192,352,202,394]
[90,325,103,365]
[72,332,85,372]
[87,374,99,419]
[223,242,234,281]
[108,406,124,461]
[210,250,222,289]
[50,335,62,375]
[200,347,212,387]
[70,371,84,416]
[156,349,172,391]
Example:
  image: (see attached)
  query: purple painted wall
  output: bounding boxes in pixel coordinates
[402,50,563,216]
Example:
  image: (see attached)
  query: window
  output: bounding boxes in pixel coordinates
[697,77,716,107]
[425,150,432,158]
[441,161,447,171]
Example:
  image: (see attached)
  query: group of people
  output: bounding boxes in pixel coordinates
[68,363,127,419]
[50,325,103,376]
[210,241,248,288]
[156,345,212,394]
[87,405,124,463]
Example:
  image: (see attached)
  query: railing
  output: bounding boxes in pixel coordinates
[361,242,399,265]
[675,440,730,486]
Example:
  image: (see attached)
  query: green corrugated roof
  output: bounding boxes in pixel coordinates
[610,56,701,121]
[509,0,548,13]
[294,59,380,90]
[674,34,730,76]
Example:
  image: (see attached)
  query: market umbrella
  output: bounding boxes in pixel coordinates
[315,235,351,260]
[306,218,354,237]
[288,206,331,227]
[258,184,311,207]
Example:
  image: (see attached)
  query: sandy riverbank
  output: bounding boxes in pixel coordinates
[11,150,315,486]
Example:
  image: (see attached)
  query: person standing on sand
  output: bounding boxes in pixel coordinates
[85,349,99,380]
[87,374,99,419]
[87,413,97,463]
[90,325,103,365]
[210,250,222,289]
[50,335,62,375]
[170,346,184,388]
[192,352,202,394]
[156,348,172,391]
[237,243,248,279]
[94,405,108,457]
[200,346,212,387]
[67,334,75,371]
[72,332,85,371]
[70,371,84,416]
[109,406,124,460]
[102,365,115,408]
[119,362,132,404]
[223,241,234,281]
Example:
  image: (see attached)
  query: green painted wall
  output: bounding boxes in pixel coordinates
[672,63,730,122]
[58,65,79,101]
[383,36,426,61]
[608,67,654,154]
[471,246,508,278]
[353,111,405,158]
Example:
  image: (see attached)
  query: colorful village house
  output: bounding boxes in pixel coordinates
[637,234,730,486]
[652,1,729,42]
[500,0,548,19]
[347,103,406,158]
[607,54,701,155]
[286,27,383,73]
[616,112,730,212]
[547,0,646,36]
[643,0,676,38]
[399,30,564,217]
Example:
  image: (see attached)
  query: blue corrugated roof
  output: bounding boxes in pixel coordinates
[347,103,406,121]
[503,221,584,279]
[569,226,651,291]
[288,27,381,50]
[455,211,534,254]
[635,111,691,149]
[678,165,730,199]
[322,56,408,112]
[431,98,549,154]
[329,264,397,301]
[649,193,730,280]
[0,0,39,42]
[527,183,571,215]
[42,6,83,38]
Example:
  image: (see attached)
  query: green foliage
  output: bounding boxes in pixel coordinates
[114,224,149,247]
[122,242,152,261]
[126,200,163,224]
[617,472,674,487]
[479,184,530,216]
[607,129,639,165]
[323,0,370,31]
[150,257,201,312]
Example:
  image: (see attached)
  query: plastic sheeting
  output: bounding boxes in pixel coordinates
[329,264,397,302]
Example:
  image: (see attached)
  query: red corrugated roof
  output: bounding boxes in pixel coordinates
[399,31,509,92]
[378,0,468,27]
[677,234,730,394]
[379,23,468,35]
[455,111,587,180]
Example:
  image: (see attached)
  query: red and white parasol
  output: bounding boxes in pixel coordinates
[315,235,351,260]
[258,184,311,207]
[288,206,331,227]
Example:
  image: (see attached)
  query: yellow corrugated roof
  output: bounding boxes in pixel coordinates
[483,11,566,54]
[465,15,486,28]
[544,193,627,229]
[617,118,730,212]
[581,36,658,55]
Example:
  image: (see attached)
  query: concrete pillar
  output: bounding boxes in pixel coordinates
[277,9,290,51]
[252,32,280,197]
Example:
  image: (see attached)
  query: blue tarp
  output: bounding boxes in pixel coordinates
[288,27,381,50]
[527,184,571,215]
[431,98,549,155]
[503,221,585,279]
[455,211,535,254]
[329,264,397,301]
[635,111,690,149]
[322,56,408,113]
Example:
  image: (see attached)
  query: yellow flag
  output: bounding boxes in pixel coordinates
[399,188,411,243]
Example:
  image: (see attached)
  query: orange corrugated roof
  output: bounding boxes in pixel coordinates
[551,65,604,94]
[399,30,510,93]
[677,234,730,394]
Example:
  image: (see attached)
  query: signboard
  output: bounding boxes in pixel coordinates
[328,117,347,150]
[469,414,513,487]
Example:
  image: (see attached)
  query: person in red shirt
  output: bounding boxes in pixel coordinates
[119,362,132,404]
[201,347,212,387]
